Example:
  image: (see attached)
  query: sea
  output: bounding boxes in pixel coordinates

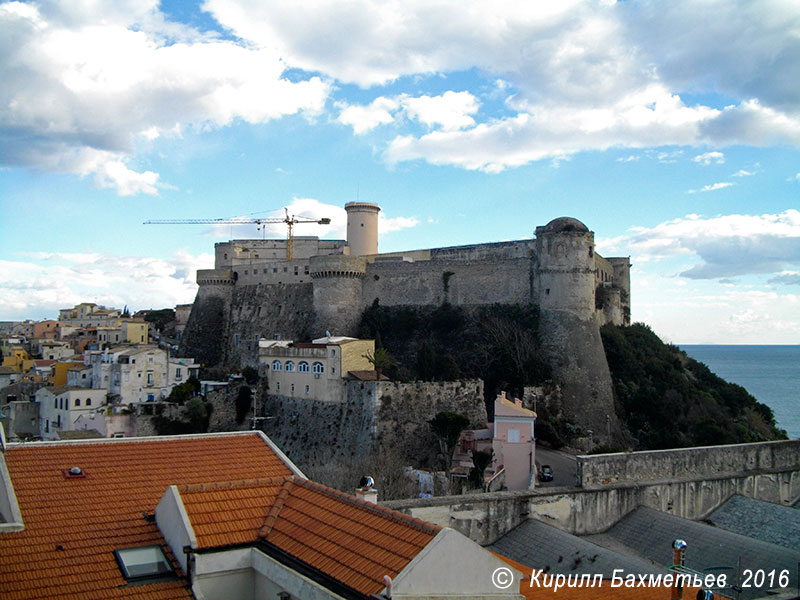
[680,345,800,440]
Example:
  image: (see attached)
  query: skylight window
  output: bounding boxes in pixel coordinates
[114,546,174,581]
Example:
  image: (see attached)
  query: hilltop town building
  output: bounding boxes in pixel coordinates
[259,336,374,402]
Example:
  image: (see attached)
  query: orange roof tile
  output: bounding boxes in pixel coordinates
[179,477,441,597]
[0,432,294,600]
[496,553,703,600]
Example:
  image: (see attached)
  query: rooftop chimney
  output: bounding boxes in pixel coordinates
[355,475,378,504]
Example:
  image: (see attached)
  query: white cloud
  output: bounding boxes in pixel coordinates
[207,0,800,171]
[401,91,479,131]
[5,0,800,182]
[692,151,725,165]
[688,181,735,194]
[379,214,419,234]
[0,250,214,321]
[636,281,800,344]
[597,210,800,280]
[0,1,330,195]
[336,97,399,134]
[733,169,755,177]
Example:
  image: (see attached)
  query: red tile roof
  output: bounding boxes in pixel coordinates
[179,477,441,596]
[0,433,294,600]
[496,554,703,600]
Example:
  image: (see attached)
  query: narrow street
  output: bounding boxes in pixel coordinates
[534,446,579,488]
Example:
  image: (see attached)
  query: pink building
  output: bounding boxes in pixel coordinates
[452,392,537,491]
[491,392,537,490]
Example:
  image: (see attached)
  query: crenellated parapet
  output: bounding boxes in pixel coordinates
[309,256,368,337]
[196,269,235,286]
[308,256,368,280]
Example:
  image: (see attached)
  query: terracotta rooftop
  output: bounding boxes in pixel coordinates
[346,370,390,381]
[0,432,295,600]
[179,476,441,596]
[497,554,702,600]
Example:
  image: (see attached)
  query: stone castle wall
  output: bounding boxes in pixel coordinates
[260,379,486,471]
[361,257,533,309]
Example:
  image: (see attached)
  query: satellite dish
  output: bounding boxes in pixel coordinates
[325,330,332,338]
[359,475,375,489]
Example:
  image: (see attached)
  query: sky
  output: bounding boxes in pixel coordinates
[1,0,799,344]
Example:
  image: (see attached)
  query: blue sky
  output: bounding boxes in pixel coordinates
[1,0,799,344]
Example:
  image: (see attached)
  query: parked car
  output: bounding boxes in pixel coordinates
[538,464,553,482]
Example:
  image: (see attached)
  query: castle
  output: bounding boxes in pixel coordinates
[181,202,631,444]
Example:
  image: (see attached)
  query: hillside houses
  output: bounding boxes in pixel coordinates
[0,303,198,442]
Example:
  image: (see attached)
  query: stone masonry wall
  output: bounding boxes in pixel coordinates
[260,379,486,471]
[226,283,315,367]
[361,257,533,312]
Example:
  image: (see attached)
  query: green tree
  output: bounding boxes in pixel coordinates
[363,347,393,380]
[429,411,470,475]
[469,448,494,489]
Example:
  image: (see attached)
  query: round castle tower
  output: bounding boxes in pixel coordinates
[534,217,597,320]
[345,202,380,256]
[309,255,367,337]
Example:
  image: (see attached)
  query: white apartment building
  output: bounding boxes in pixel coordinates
[36,386,108,440]
[85,346,199,404]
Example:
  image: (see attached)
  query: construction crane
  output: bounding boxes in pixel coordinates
[144,208,331,261]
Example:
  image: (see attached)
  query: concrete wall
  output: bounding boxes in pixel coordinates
[385,440,800,545]
[578,439,800,486]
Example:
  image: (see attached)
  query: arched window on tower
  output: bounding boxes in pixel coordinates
[272,360,282,371]
[298,361,309,373]
[312,362,324,374]
[285,361,295,372]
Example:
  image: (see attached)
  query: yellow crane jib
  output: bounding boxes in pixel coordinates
[143,210,331,261]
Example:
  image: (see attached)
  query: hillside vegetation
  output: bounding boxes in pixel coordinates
[358,301,551,409]
[601,323,786,449]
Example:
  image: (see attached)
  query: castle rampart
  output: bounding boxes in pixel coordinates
[180,207,631,444]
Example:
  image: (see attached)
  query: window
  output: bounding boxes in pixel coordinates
[305,385,310,394]
[272,360,282,371]
[290,383,295,393]
[508,429,520,443]
[298,361,309,372]
[54,398,58,409]
[86,398,91,406]
[45,419,49,433]
[175,368,182,380]
[75,398,81,407]
[147,394,155,402]
[114,546,174,581]
[285,361,295,372]
[112,433,125,438]
[312,362,324,374]
[276,382,280,392]
[147,372,153,385]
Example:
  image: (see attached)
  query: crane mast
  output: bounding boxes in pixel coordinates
[143,208,331,261]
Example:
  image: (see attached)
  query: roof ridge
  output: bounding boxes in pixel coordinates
[293,477,441,535]
[180,477,288,493]
[259,477,295,538]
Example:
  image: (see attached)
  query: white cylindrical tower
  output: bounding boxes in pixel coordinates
[345,202,380,256]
